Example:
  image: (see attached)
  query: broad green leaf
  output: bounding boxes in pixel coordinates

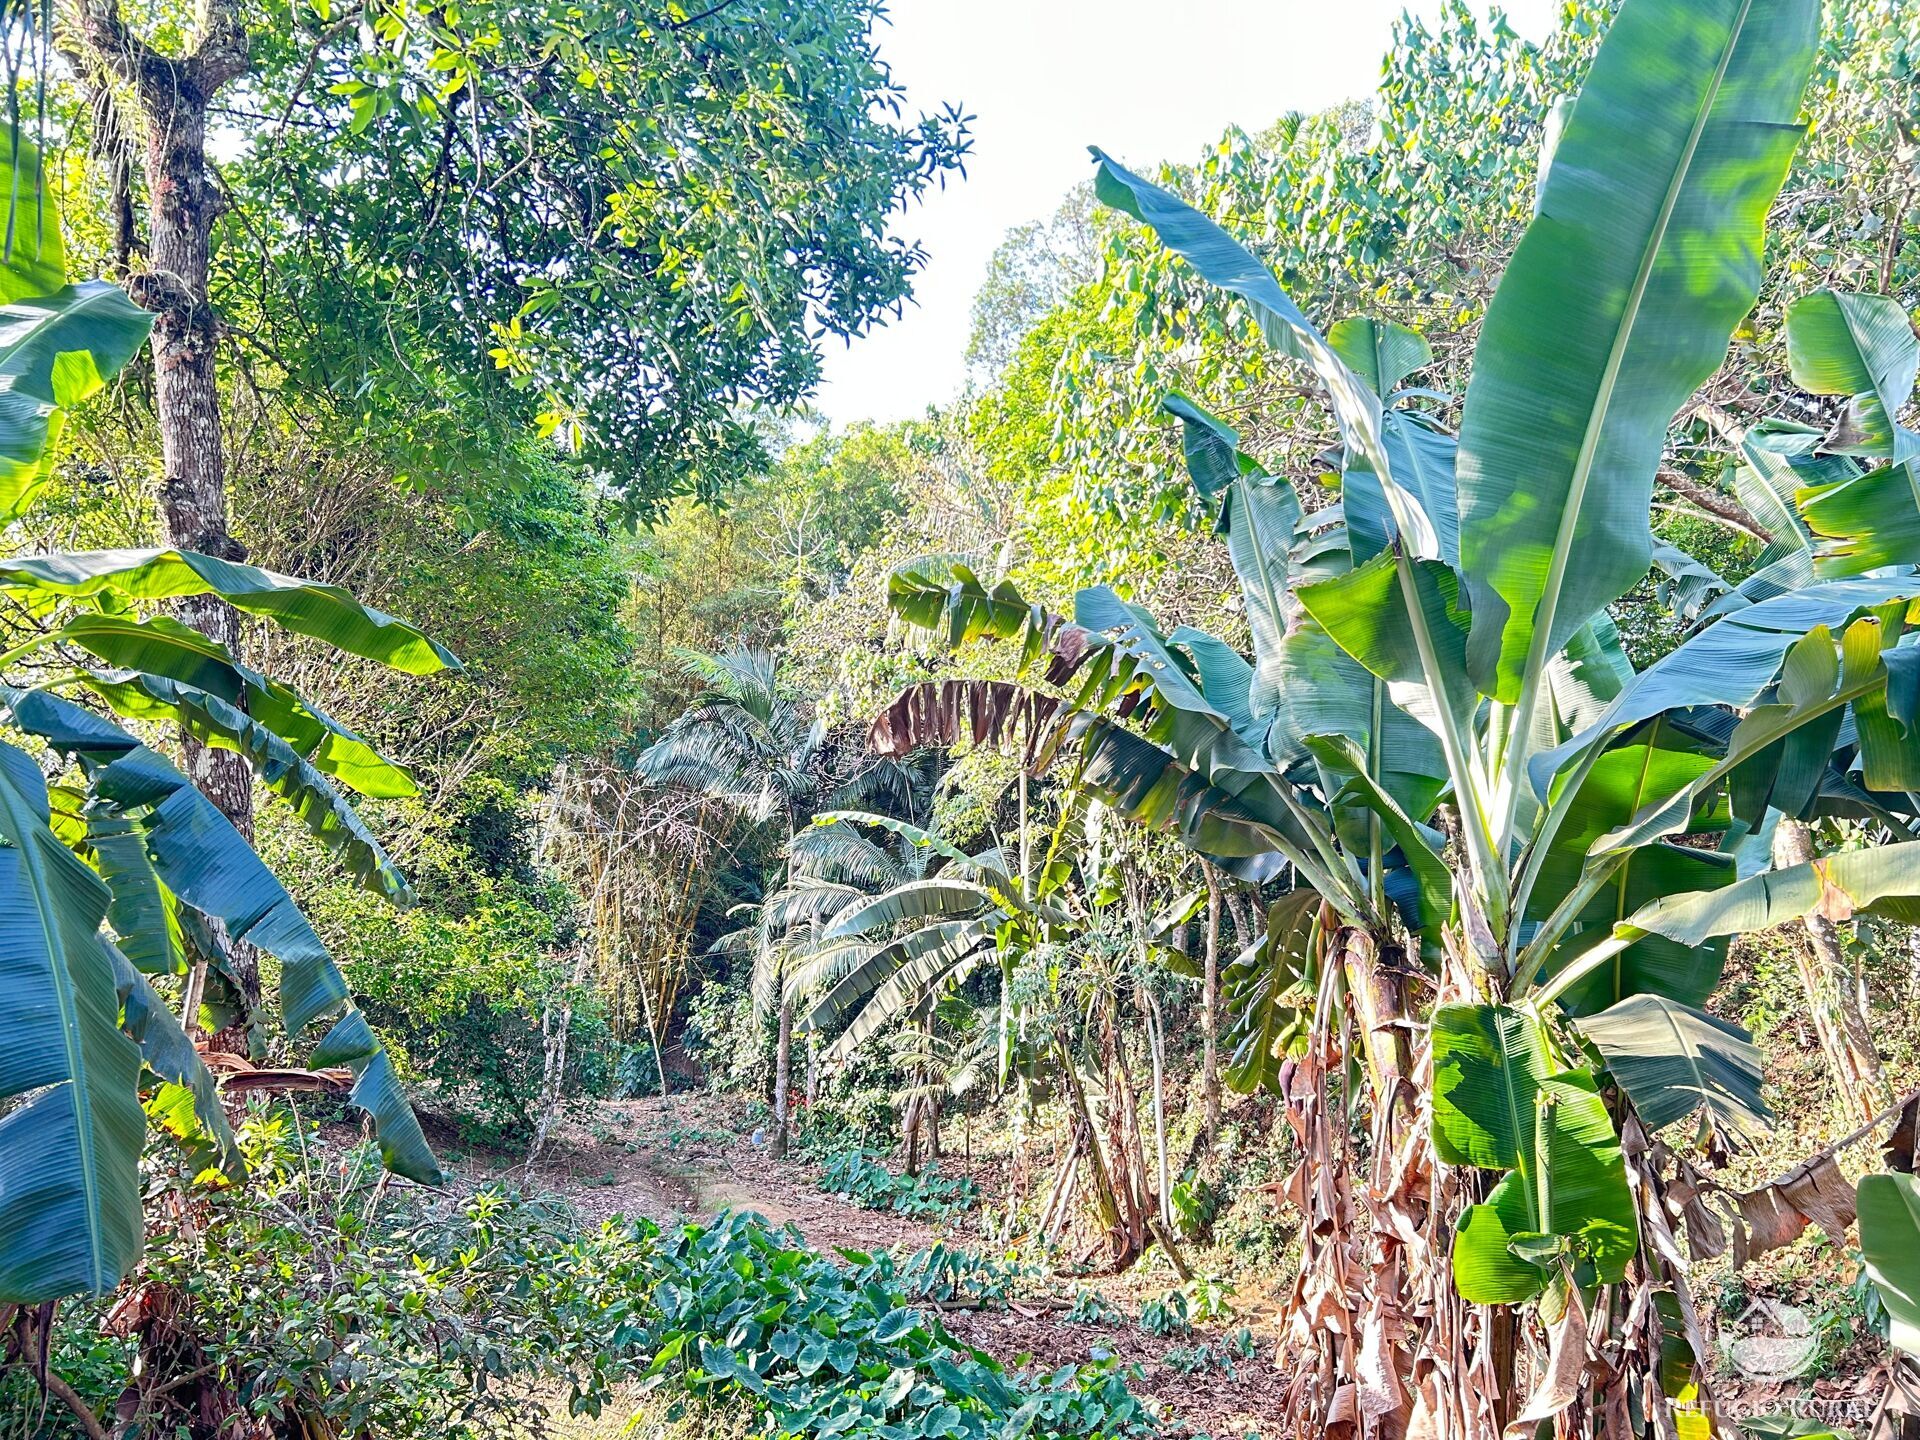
[1328,315,1430,398]
[108,942,241,1177]
[822,878,998,942]
[0,549,461,674]
[1576,993,1770,1136]
[1858,1173,1920,1357]
[1162,390,1252,500]
[1797,462,1920,576]
[886,556,1042,650]
[1273,612,1447,807]
[0,282,154,520]
[89,743,352,1033]
[52,612,417,797]
[1533,1071,1637,1285]
[9,709,440,1183]
[1784,289,1920,461]
[1091,150,1444,564]
[0,139,153,521]
[1221,889,1319,1094]
[0,740,145,1302]
[1340,413,1460,570]
[1303,733,1449,954]
[1170,626,1260,745]
[86,804,186,977]
[1622,836,1920,946]
[1296,551,1475,747]
[1454,1171,1546,1303]
[309,1011,445,1184]
[1431,1003,1554,1171]
[0,138,69,303]
[1531,578,1920,798]
[1528,740,1733,1014]
[1456,0,1817,703]
[8,683,410,905]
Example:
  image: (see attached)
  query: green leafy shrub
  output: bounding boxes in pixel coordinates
[642,1211,1154,1439]
[11,1108,660,1436]
[1066,1289,1125,1327]
[13,1115,1153,1439]
[1136,1291,1191,1339]
[819,1150,980,1218]
[856,1243,1043,1308]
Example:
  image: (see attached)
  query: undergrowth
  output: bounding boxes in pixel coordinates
[3,1111,1150,1440]
[819,1149,981,1218]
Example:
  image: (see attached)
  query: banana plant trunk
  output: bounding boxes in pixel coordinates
[1773,819,1891,1119]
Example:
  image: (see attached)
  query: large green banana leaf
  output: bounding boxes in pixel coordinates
[1575,993,1768,1136]
[0,740,146,1302]
[0,549,461,674]
[46,612,416,797]
[1620,835,1920,946]
[1858,1173,1920,1356]
[1221,889,1319,1093]
[0,139,70,304]
[0,140,153,521]
[1432,1002,1556,1171]
[1526,739,1732,1014]
[6,683,410,904]
[1784,289,1919,462]
[109,943,240,1176]
[1455,0,1816,707]
[1530,578,1920,799]
[1090,151,1445,566]
[1435,1004,1637,1302]
[6,694,439,1183]
[1295,550,1475,748]
[806,920,990,1043]
[86,802,187,977]
[0,281,155,521]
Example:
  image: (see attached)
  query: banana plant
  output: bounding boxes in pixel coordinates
[867,1,1920,1430]
[0,146,456,1304]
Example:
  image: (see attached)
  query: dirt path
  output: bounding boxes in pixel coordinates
[478,1093,1295,1436]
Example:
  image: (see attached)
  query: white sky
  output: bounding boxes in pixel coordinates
[814,0,1557,425]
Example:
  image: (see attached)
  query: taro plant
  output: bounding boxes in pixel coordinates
[868,0,1920,1430]
[0,142,450,1305]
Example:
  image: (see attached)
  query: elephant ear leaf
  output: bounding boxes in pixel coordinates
[0,739,146,1302]
[1455,0,1818,704]
[1859,1173,1920,1357]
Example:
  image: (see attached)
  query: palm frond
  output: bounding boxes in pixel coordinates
[789,824,908,889]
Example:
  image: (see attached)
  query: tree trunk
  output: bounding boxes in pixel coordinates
[1773,818,1891,1119]
[76,2,257,1041]
[1201,863,1222,1145]
[771,996,793,1158]
[1142,983,1172,1227]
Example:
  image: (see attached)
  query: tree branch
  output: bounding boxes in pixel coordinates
[1655,466,1774,546]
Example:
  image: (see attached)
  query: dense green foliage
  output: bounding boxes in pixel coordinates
[10,0,1920,1431]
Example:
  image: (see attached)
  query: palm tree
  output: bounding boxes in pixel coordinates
[638,647,933,1153]
[730,809,1004,1161]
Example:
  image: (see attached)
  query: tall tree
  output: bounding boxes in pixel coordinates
[62,0,261,1031]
